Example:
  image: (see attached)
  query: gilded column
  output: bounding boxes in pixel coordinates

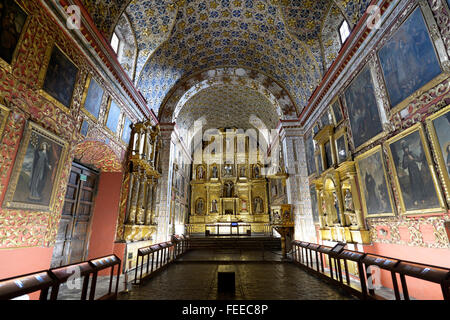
[126,170,140,225]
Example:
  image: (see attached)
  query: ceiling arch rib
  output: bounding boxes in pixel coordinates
[159,67,298,123]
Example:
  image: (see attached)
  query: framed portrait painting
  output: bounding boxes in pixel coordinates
[426,105,450,202]
[378,6,442,112]
[355,145,395,218]
[386,124,446,215]
[3,122,68,211]
[344,66,384,150]
[82,75,104,120]
[0,0,29,71]
[40,45,79,110]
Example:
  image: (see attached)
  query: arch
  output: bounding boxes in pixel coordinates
[73,141,124,173]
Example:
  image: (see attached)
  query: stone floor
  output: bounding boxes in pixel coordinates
[119,262,355,300]
[176,248,284,262]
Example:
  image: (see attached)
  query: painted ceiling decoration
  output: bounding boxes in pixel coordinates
[80,0,373,119]
[175,83,280,132]
[160,67,297,123]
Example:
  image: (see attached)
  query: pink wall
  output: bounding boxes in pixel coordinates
[87,172,123,261]
[363,242,450,300]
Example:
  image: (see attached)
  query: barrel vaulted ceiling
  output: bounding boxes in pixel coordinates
[80,0,372,125]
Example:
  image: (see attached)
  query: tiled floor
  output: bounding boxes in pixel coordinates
[119,262,354,300]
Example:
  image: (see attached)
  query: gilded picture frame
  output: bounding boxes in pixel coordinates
[425,104,450,204]
[38,43,80,114]
[385,124,447,216]
[104,97,122,137]
[334,127,350,165]
[330,97,344,126]
[81,74,104,122]
[0,0,30,73]
[377,4,448,115]
[0,103,10,138]
[3,121,68,211]
[355,145,396,218]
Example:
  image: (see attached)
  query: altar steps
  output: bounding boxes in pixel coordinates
[188,236,281,251]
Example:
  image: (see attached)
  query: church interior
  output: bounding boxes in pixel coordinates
[0,0,450,303]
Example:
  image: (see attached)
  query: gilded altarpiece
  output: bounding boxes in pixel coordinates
[311,125,370,245]
[189,130,270,234]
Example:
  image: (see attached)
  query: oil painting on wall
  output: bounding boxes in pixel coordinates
[344,66,383,149]
[355,146,394,217]
[122,117,132,143]
[106,100,121,133]
[4,122,67,211]
[83,77,104,119]
[387,126,444,214]
[426,106,450,197]
[331,99,343,124]
[310,185,319,223]
[305,134,316,176]
[42,46,79,108]
[378,7,442,109]
[0,0,27,66]
[335,135,347,164]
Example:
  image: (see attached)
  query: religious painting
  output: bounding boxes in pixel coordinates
[4,122,68,211]
[355,145,395,218]
[310,185,319,223]
[80,119,89,137]
[331,98,343,125]
[82,76,104,120]
[253,164,261,178]
[386,124,446,215]
[42,45,79,109]
[378,7,442,110]
[316,153,323,175]
[106,99,121,134]
[253,197,264,214]
[324,141,333,169]
[122,116,132,144]
[305,134,316,176]
[344,66,383,149]
[426,105,450,201]
[0,0,28,69]
[210,164,218,179]
[196,165,205,180]
[334,129,349,164]
[320,111,331,128]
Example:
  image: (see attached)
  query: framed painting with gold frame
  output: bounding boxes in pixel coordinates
[3,121,68,211]
[377,5,448,114]
[334,127,350,165]
[425,104,450,204]
[104,97,121,136]
[0,103,10,138]
[330,97,344,126]
[81,74,104,121]
[0,0,30,73]
[355,145,395,218]
[38,43,79,113]
[385,124,447,215]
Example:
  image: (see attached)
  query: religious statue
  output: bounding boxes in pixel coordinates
[254,165,260,178]
[344,189,354,212]
[196,199,204,215]
[197,166,204,180]
[223,164,233,176]
[241,199,247,212]
[224,182,233,198]
[240,166,246,177]
[211,166,218,178]
[29,142,53,201]
[254,197,263,213]
[211,199,218,213]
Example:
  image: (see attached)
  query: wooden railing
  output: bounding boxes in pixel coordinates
[291,241,450,300]
[0,254,121,300]
[133,235,190,285]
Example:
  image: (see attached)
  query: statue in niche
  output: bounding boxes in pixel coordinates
[211,166,218,179]
[332,192,341,225]
[254,197,263,214]
[254,165,260,178]
[223,164,233,177]
[224,182,234,198]
[344,189,354,212]
[196,199,204,215]
[240,166,246,177]
[241,199,247,212]
[211,199,218,213]
[197,166,204,180]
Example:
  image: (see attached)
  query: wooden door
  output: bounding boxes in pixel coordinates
[51,163,99,268]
